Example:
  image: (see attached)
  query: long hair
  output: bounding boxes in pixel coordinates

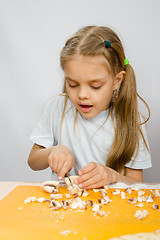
[60,26,150,173]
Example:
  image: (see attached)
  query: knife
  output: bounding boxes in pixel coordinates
[52,170,74,187]
[51,170,55,180]
[65,172,74,187]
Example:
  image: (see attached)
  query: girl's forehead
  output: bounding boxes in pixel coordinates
[64,55,113,82]
[64,55,111,74]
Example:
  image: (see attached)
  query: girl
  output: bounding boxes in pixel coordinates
[28,26,151,189]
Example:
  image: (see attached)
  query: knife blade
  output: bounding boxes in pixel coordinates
[51,170,55,180]
[65,172,74,187]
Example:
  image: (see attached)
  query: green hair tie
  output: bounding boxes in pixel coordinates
[104,40,111,48]
[124,58,129,66]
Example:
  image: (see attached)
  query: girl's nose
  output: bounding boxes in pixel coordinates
[78,86,89,99]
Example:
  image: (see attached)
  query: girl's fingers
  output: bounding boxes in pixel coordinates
[58,158,74,180]
[78,173,99,189]
[78,172,106,189]
[57,160,68,180]
[78,162,97,176]
[48,145,75,177]
[77,166,99,185]
[56,158,66,177]
[76,163,110,189]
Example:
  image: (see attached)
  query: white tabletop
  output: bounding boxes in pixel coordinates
[0,182,41,200]
[0,181,160,201]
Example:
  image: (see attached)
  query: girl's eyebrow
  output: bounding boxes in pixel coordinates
[65,77,105,83]
[65,77,76,82]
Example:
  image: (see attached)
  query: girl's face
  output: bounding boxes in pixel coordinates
[64,55,122,119]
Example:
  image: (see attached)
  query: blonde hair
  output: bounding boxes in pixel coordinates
[60,25,150,173]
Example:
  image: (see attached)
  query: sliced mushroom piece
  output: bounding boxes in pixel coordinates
[85,200,93,206]
[135,203,144,208]
[24,196,37,204]
[138,190,145,196]
[50,193,63,200]
[152,189,160,198]
[61,200,70,209]
[128,198,137,204]
[65,176,81,195]
[125,188,132,194]
[112,189,121,195]
[137,196,148,202]
[134,210,148,220]
[146,194,154,203]
[152,203,159,210]
[121,192,127,199]
[49,200,62,210]
[70,197,86,210]
[96,210,106,216]
[41,181,59,193]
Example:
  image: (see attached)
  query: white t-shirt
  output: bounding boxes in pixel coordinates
[30,95,152,179]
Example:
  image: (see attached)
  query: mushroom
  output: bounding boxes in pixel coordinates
[41,181,59,194]
[134,210,148,220]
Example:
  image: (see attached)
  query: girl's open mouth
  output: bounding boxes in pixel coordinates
[79,104,93,113]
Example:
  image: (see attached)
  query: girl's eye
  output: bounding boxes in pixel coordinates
[91,86,102,89]
[67,82,78,88]
[68,84,78,88]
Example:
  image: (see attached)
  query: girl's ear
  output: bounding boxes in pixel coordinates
[113,71,126,90]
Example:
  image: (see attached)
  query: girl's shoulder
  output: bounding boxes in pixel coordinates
[42,94,73,115]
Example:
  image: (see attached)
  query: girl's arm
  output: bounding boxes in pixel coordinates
[28,144,51,170]
[125,167,143,182]
[28,144,75,180]
[74,162,143,189]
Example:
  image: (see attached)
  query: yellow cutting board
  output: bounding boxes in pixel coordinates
[0,185,160,240]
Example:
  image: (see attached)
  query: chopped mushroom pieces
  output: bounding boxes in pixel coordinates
[112,189,121,195]
[65,193,72,199]
[37,197,45,203]
[137,196,148,202]
[134,210,149,220]
[104,185,109,190]
[146,195,154,203]
[98,196,112,205]
[65,176,82,195]
[23,180,159,219]
[70,197,86,210]
[24,197,37,204]
[50,194,63,200]
[128,198,137,204]
[96,210,106,216]
[152,203,159,210]
[138,190,145,196]
[80,189,90,197]
[132,187,139,191]
[125,188,132,194]
[100,189,107,198]
[42,181,59,194]
[92,204,100,212]
[93,189,100,193]
[152,190,160,198]
[85,200,93,206]
[135,203,144,208]
[49,200,62,210]
[61,200,70,209]
[121,192,127,200]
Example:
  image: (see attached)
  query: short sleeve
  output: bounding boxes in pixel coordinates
[30,97,59,148]
[125,116,152,170]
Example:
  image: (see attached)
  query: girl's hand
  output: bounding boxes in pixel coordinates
[48,145,75,181]
[75,162,117,189]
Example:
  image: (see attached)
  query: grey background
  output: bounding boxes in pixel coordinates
[0,0,159,182]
